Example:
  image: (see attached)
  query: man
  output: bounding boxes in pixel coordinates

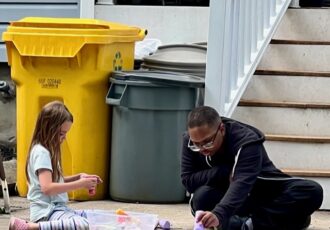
[181,106,323,230]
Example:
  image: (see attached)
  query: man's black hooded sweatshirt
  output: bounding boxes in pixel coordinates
[181,117,291,227]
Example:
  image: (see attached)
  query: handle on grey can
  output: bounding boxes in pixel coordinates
[106,83,127,106]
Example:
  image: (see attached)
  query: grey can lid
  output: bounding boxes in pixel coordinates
[111,70,205,88]
[143,44,206,68]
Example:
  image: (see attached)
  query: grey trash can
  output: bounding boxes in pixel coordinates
[106,70,204,203]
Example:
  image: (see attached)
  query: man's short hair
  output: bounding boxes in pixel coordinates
[187,106,222,128]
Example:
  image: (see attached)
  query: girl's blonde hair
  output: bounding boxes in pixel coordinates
[25,101,73,183]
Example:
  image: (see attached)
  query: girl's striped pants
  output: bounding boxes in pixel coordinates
[38,207,89,230]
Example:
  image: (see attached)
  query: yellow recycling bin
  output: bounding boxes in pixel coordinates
[2,17,146,200]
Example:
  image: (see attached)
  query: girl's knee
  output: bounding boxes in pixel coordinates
[76,217,90,230]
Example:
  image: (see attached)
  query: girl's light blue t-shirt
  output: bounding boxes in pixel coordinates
[27,144,69,222]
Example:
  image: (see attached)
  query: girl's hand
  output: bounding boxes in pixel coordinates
[80,173,103,184]
[79,177,97,190]
[79,173,103,196]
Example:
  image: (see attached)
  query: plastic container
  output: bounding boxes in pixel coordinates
[2,17,146,200]
[86,210,158,230]
[106,70,204,203]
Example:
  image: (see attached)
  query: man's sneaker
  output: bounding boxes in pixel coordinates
[226,215,253,230]
[243,217,253,230]
[8,217,29,230]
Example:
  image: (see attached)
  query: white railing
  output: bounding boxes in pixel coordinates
[204,0,291,117]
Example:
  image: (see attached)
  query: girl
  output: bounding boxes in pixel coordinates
[9,101,102,230]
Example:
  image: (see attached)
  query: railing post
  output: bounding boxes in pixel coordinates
[204,0,227,114]
[271,0,277,17]
[230,0,239,91]
[257,0,264,42]
[244,0,252,66]
[222,0,233,104]
[264,0,270,29]
[237,0,245,79]
[251,0,257,53]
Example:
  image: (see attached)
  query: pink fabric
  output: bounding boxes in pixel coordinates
[9,217,29,230]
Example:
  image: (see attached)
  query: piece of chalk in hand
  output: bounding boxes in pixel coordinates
[194,222,204,230]
[158,219,170,229]
[194,211,204,230]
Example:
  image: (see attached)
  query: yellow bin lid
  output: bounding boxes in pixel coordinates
[2,17,147,57]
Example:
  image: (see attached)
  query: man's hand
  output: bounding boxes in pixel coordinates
[196,211,220,228]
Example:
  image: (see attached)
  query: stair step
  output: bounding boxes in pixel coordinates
[273,8,330,41]
[243,75,330,103]
[271,39,330,45]
[257,44,330,73]
[249,7,330,210]
[264,140,330,171]
[255,69,330,77]
[239,100,330,109]
[266,134,330,143]
[232,106,330,136]
[282,169,330,177]
[244,74,330,103]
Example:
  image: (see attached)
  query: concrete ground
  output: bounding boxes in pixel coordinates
[0,196,329,229]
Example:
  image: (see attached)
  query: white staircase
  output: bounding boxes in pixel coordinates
[232,8,330,210]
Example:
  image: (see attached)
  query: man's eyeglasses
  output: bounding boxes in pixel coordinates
[188,124,221,152]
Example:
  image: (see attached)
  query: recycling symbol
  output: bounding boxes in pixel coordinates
[113,51,123,71]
